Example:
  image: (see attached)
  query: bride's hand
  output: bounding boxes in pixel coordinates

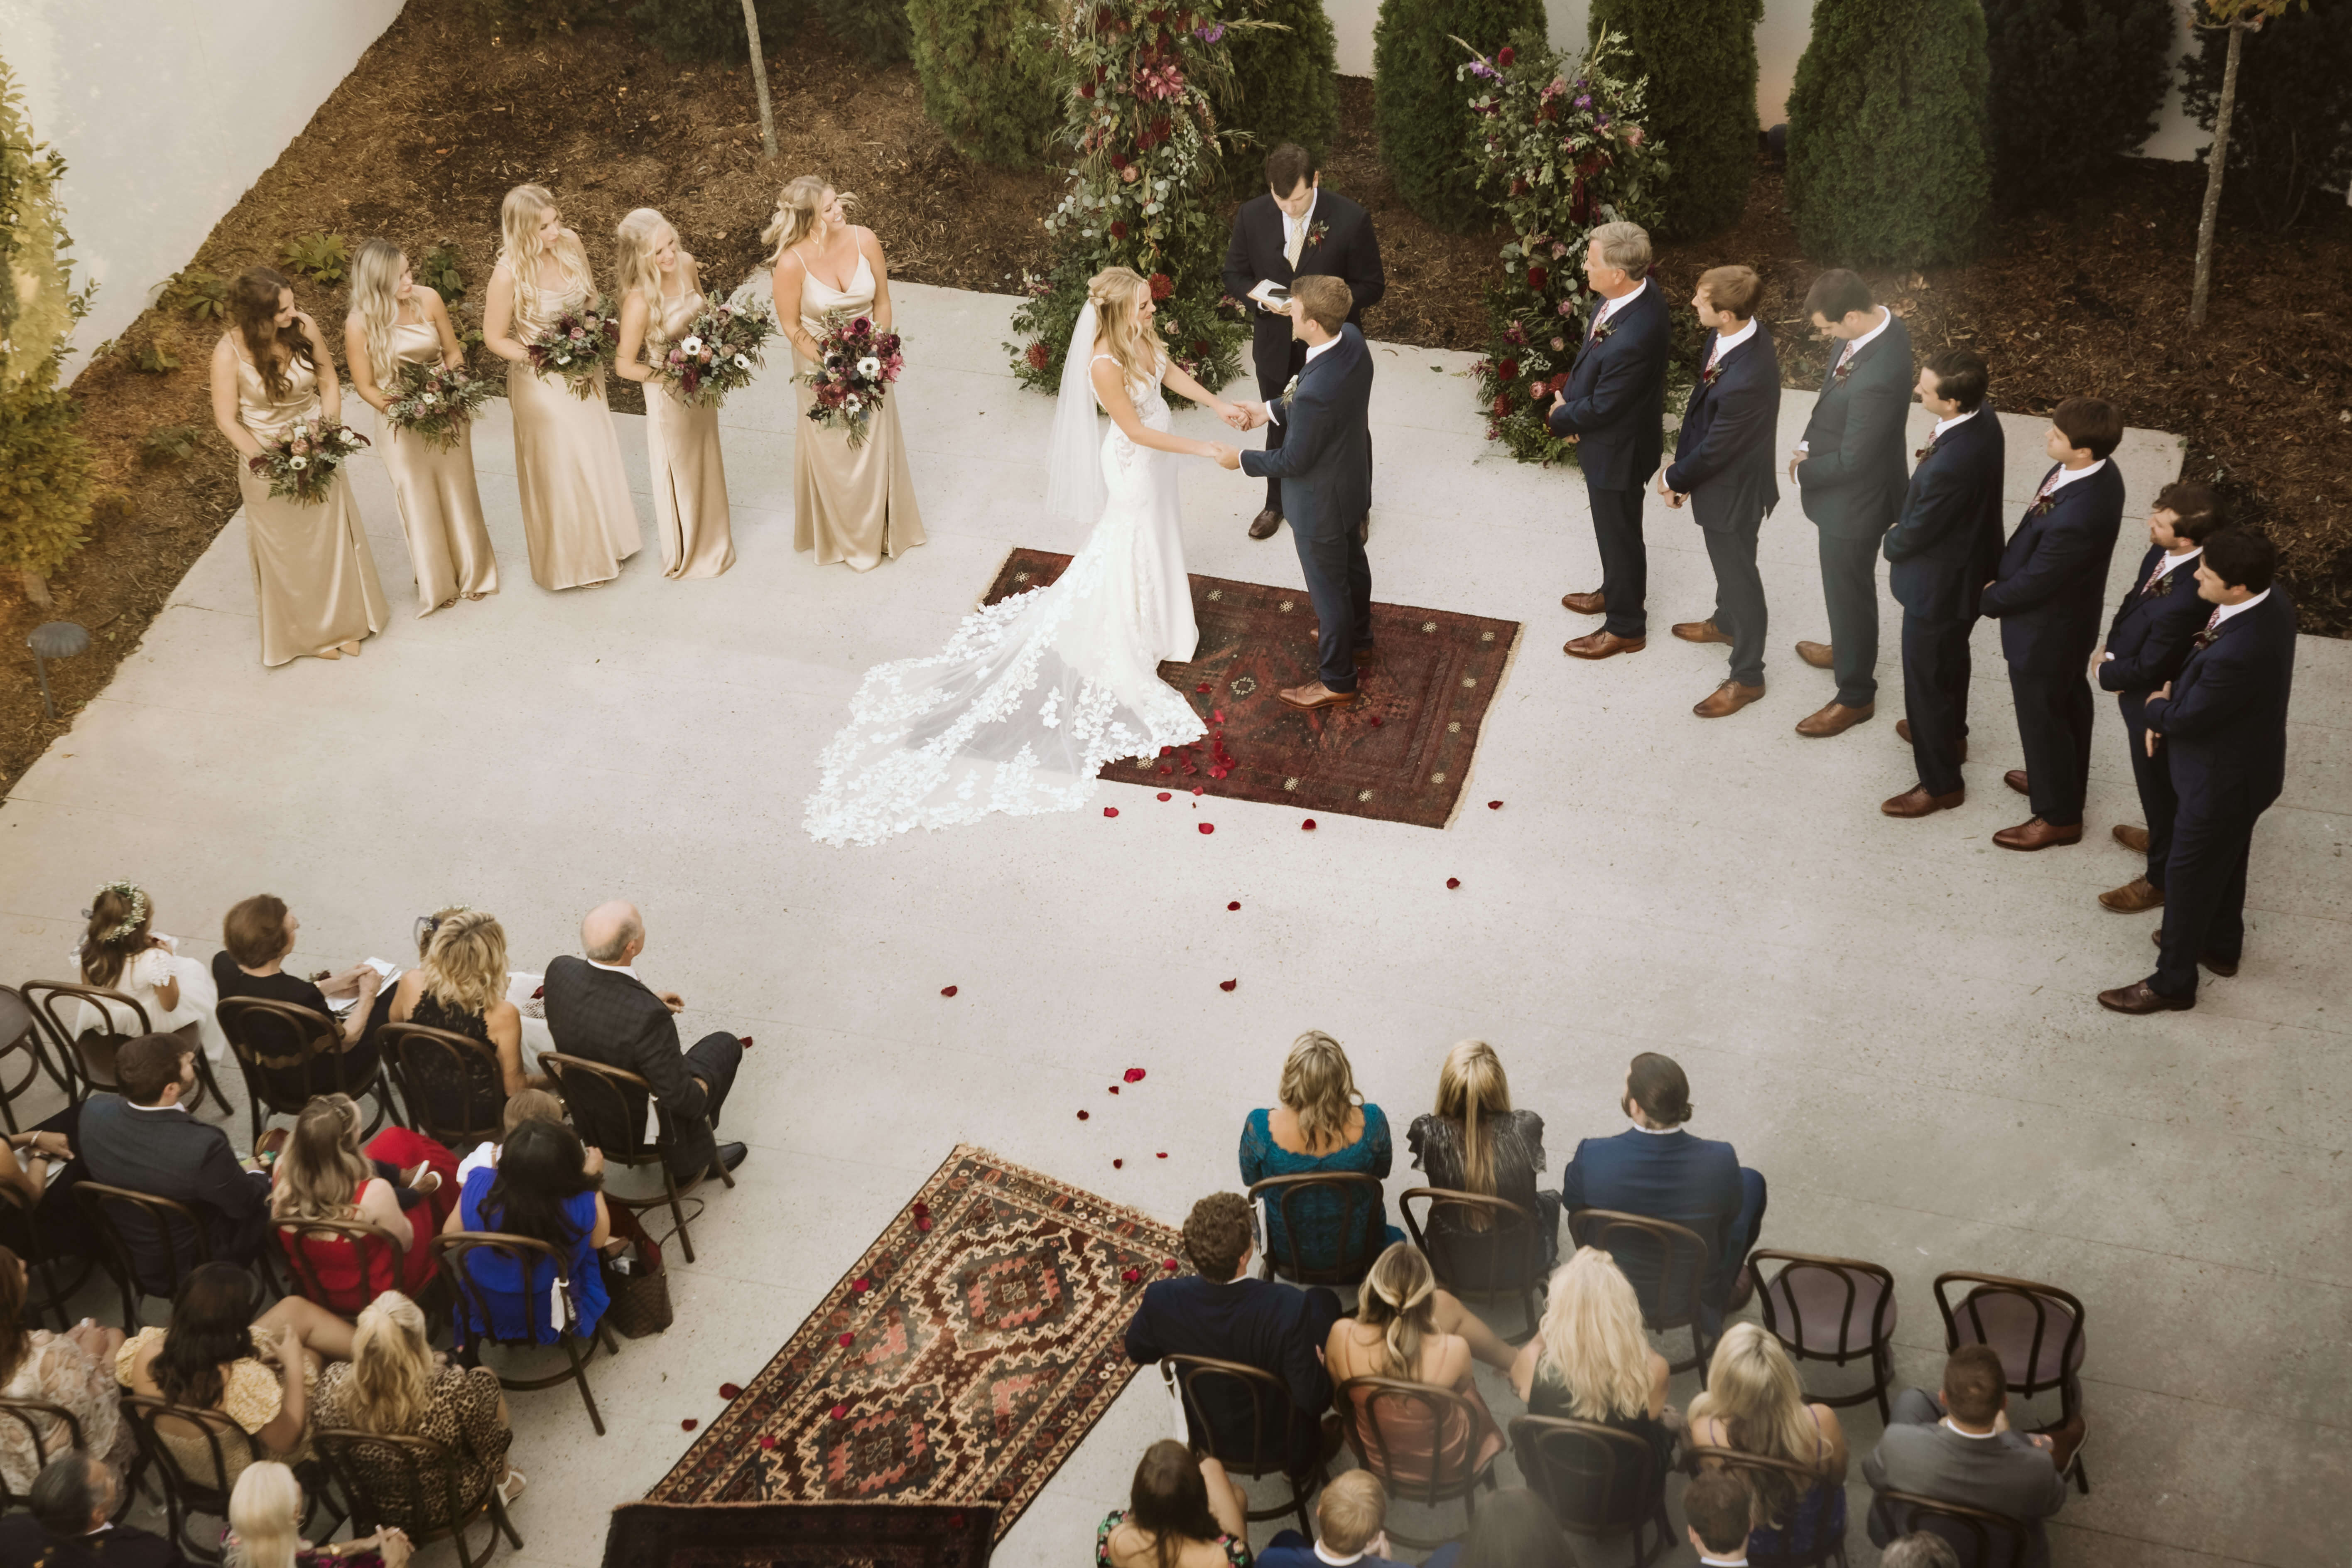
[1209,443,1243,471]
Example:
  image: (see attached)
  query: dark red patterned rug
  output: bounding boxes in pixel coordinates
[603,1501,996,1568]
[983,548,1521,829]
[646,1146,1183,1543]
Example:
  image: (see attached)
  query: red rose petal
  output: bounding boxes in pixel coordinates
[1212,709,1225,722]
[1370,715,1384,727]
[1103,807,1118,817]
[1192,787,1205,797]
[531,984,545,1000]
[838,1332,854,1346]
[1077,1109,1090,1119]
[1108,1085,1119,1094]
[720,1382,743,1399]
[739,1035,754,1049]
[1122,1266,1141,1283]
[1219,979,1238,991]
[1301,819,1317,831]
[940,985,957,997]
[1209,767,1228,779]
[1163,1259,1179,1271]
[1113,1158,1124,1168]
[1124,1068,1146,1082]
[1199,823,1214,834]
[1196,682,1212,694]
[1488,800,1503,810]
[831,1404,849,1419]
[1156,1151,1168,1158]
[916,1216,933,1231]
[1160,746,1172,756]
[1157,791,1171,800]
[758,1434,778,1450]
[682,1417,698,1431]
[1159,766,1173,775]
[851,1278,869,1293]
[911,1200,929,1217]
[1447,877,1461,889]
[1227,901,1241,910]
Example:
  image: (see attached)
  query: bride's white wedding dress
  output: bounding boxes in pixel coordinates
[804,349,1204,847]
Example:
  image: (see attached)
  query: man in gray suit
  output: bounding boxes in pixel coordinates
[1864,1345,2081,1568]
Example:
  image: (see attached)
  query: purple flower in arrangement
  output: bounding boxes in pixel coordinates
[1193,22,1224,42]
[1468,60,1498,81]
[1575,94,1592,109]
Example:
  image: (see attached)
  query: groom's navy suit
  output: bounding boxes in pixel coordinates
[1548,280,1670,639]
[1663,326,1781,687]
[1243,324,1374,692]
[1883,407,2006,797]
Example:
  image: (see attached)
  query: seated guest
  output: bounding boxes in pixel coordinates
[211,895,383,1096]
[1864,1345,2078,1568]
[0,1114,88,1260]
[1559,1052,1764,1327]
[383,908,530,1128]
[1326,1244,1506,1487]
[542,901,744,1179]
[0,1452,188,1568]
[1420,1488,1574,1568]
[0,1247,134,1494]
[1238,1030,1402,1277]
[444,1118,613,1347]
[1882,1536,1963,1568]
[1508,1247,1675,1505]
[73,882,226,1070]
[1407,1039,1558,1281]
[226,1461,411,1568]
[313,1291,523,1520]
[1682,1469,1755,1567]
[1689,1324,1849,1564]
[1095,1440,1249,1568]
[115,1263,353,1488]
[454,1087,576,1185]
[1255,1470,1403,1568]
[270,1097,459,1309]
[1122,1192,1342,1475]
[80,1034,275,1284]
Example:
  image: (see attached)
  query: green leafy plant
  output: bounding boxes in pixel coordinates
[627,0,800,61]
[2182,0,2347,231]
[815,0,912,62]
[1587,0,1758,236]
[132,340,179,375]
[279,231,349,286]
[161,267,230,322]
[907,0,1067,168]
[140,424,201,467]
[417,242,468,303]
[1221,0,1342,195]
[1373,0,1548,232]
[1984,0,2173,211]
[1784,0,1990,266]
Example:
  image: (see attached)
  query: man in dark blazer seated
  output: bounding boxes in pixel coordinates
[1660,263,1780,718]
[1548,220,1670,659]
[1225,276,1375,710]
[2092,480,2224,913]
[79,1033,274,1291]
[543,901,746,1179]
[1863,1345,2077,1568]
[1978,397,2128,851]
[0,1453,191,1568]
[1559,1053,1764,1332]
[1122,1191,1343,1476]
[1880,348,2005,817]
[1221,142,1384,542]
[2100,530,2297,1014]
[1788,269,1912,737]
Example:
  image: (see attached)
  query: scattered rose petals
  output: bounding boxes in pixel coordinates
[1301,819,1317,831]
[831,1404,849,1419]
[1108,1085,1119,1094]
[911,1201,929,1217]
[1103,807,1118,817]
[1227,901,1240,910]
[1447,877,1461,889]
[1196,682,1212,694]
[1219,979,1238,992]
[1199,823,1214,834]
[1209,767,1229,779]
[851,1278,869,1293]
[916,1216,933,1232]
[1124,1068,1146,1082]
[1488,800,1503,810]
[1157,791,1171,801]
[1192,787,1205,797]
[837,1332,854,1346]
[1122,1266,1141,1283]
[1077,1109,1090,1120]
[758,1434,778,1450]
[682,1418,698,1431]
[1113,1158,1124,1168]
[1163,1259,1179,1271]
[1211,709,1225,723]
[720,1382,743,1398]
[940,985,957,997]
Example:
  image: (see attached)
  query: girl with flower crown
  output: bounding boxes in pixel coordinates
[71,882,227,1068]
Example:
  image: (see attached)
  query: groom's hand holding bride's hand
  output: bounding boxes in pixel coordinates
[1205,441,1242,470]
[1218,400,1264,432]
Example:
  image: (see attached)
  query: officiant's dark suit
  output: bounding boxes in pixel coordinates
[1795,310,1912,712]
[1663,325,1781,690]
[1548,278,1670,643]
[1883,404,2005,799]
[542,955,742,1180]
[1222,165,1383,529]
[1242,315,1374,694]
[2097,541,2214,889]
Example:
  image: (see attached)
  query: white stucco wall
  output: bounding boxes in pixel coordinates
[0,0,407,374]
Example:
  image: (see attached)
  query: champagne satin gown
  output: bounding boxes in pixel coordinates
[644,286,736,579]
[508,284,642,589]
[232,352,389,666]
[790,252,925,571]
[381,316,498,612]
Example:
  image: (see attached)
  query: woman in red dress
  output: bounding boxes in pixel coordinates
[269,1095,458,1310]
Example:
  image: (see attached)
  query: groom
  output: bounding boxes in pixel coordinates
[1219,275,1375,710]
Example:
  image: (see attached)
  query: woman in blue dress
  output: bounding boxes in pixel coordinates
[1237,1030,1404,1280]
[1688,1323,1851,1561]
[446,1119,611,1345]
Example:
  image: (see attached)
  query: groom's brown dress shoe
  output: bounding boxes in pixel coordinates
[1993,816,2082,851]
[1561,589,1606,615]
[1248,508,1283,540]
[1692,680,1764,717]
[2004,769,2031,796]
[1673,619,1733,645]
[2113,822,2150,853]
[1279,681,1356,709]
[1795,640,1835,669]
[2099,877,2164,913]
[2099,981,2193,1015]
[1894,717,1968,761]
[1882,784,1964,817]
[2151,929,2237,976]
[1565,630,1645,660]
[1795,700,1873,737]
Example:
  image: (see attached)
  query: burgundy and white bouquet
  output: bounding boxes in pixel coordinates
[247,418,369,504]
[383,361,493,451]
[802,311,904,449]
[655,299,776,409]
[524,296,620,399]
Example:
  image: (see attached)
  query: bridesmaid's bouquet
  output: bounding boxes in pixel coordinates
[383,362,493,451]
[802,311,904,450]
[524,296,621,399]
[655,300,776,409]
[247,419,369,505]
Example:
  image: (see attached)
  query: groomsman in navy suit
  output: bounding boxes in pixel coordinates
[2099,530,2296,1013]
[1789,270,1912,738]
[2093,481,2225,911]
[1880,348,2004,816]
[1659,264,1780,717]
[1978,398,2127,851]
[1548,221,1670,659]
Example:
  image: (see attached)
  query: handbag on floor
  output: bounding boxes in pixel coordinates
[602,1200,674,1337]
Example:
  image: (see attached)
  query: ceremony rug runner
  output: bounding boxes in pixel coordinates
[647,1145,1183,1543]
[603,1501,996,1568]
[983,548,1521,829]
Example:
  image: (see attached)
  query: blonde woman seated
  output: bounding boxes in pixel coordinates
[1095,1439,1249,1568]
[1408,1040,1559,1280]
[269,1096,459,1310]
[1326,1243,1508,1487]
[227,1460,411,1568]
[312,1291,522,1520]
[1239,1030,1403,1278]
[1688,1322,1850,1562]
[1508,1248,1677,1508]
[383,908,529,1131]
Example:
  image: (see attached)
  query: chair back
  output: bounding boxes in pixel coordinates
[217,996,349,1116]
[20,978,150,1095]
[1162,1354,1302,1480]
[1400,1187,1543,1296]
[123,1393,257,1506]
[1508,1414,1665,1538]
[1753,1249,1898,1364]
[1933,1272,2086,1403]
[74,1180,213,1310]
[1689,1445,1844,1568]
[277,1214,411,1317]
[0,984,68,1132]
[0,1396,85,1509]
[1333,1375,1492,1509]
[382,1021,507,1149]
[1247,1172,1388,1285]
[540,1052,662,1166]
[1871,1487,2034,1568]
[1567,1208,1710,1330]
[430,1229,579,1349]
[315,1426,485,1539]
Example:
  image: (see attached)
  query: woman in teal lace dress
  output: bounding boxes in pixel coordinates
[1237,1031,1404,1280]
[1095,1441,1251,1568]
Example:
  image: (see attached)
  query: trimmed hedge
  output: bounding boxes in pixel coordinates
[1588,0,1760,236]
[1373,0,1548,231]
[907,0,1064,168]
[1984,0,2173,210]
[1221,0,1342,196]
[2182,0,2352,230]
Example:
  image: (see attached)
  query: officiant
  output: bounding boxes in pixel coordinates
[1222,143,1385,542]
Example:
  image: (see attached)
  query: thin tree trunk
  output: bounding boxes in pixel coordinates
[2188,19,2244,328]
[741,0,778,159]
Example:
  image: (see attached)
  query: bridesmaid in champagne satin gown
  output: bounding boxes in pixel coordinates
[345,240,497,613]
[613,208,734,579]
[764,177,924,572]
[209,268,388,666]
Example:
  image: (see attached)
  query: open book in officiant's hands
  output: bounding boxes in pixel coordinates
[1248,280,1291,312]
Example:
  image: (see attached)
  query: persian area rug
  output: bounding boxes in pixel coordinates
[603,1501,996,1568]
[646,1145,1184,1543]
[983,548,1521,829]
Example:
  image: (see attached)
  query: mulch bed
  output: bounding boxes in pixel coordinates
[7,10,2345,796]
[984,547,1521,830]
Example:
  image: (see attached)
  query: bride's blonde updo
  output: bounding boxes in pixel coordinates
[498,183,594,324]
[349,238,409,388]
[613,207,695,324]
[763,175,852,265]
[1087,266,1164,388]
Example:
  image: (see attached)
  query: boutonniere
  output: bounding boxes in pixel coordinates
[1281,372,1300,401]
[1305,219,1329,250]
[2190,626,2219,651]
[1830,356,1855,388]
[1700,363,1723,390]
[2147,571,2176,598]
[1914,437,1939,461]
[1589,316,1616,346]
[2029,494,2056,517]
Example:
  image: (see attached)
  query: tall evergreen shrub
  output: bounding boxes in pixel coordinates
[1373,0,1547,231]
[1784,0,1990,266]
[1587,0,1760,236]
[1984,0,2174,209]
[907,0,1064,168]
[815,0,912,63]
[2182,0,2352,230]
[1221,0,1342,195]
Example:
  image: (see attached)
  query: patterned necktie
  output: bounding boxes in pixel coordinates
[2142,555,2183,597]
[1705,338,1722,375]
[2034,469,2061,504]
[2201,606,2222,636]
[1283,215,1305,270]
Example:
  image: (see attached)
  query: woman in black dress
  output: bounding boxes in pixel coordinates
[211,894,383,1097]
[1406,1040,1560,1283]
[383,909,528,1131]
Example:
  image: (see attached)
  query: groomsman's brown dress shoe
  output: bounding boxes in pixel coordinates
[2113,823,2150,853]
[1882,784,1965,817]
[2099,981,2193,1015]
[2151,928,2237,976]
[1350,645,1377,665]
[1693,680,1764,717]
[1278,681,1356,709]
[1795,640,1835,669]
[2099,877,2164,913]
[1673,619,1733,645]
[1892,717,1968,761]
[1565,630,1645,660]
[1795,700,1874,737]
[1248,508,1283,540]
[1994,816,2082,850]
[1562,589,1607,615]
[2004,769,2031,796]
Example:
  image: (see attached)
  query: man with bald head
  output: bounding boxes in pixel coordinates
[542,901,746,1180]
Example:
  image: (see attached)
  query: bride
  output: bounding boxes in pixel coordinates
[805,266,1244,847]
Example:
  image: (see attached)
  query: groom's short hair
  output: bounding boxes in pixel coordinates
[1265,142,1317,197]
[1292,275,1352,336]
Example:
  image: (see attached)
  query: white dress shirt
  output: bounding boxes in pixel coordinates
[1591,277,1647,335]
[1704,318,1757,372]
[2042,457,2106,496]
[2209,587,2271,629]
[1930,405,1981,441]
[1264,334,1341,427]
